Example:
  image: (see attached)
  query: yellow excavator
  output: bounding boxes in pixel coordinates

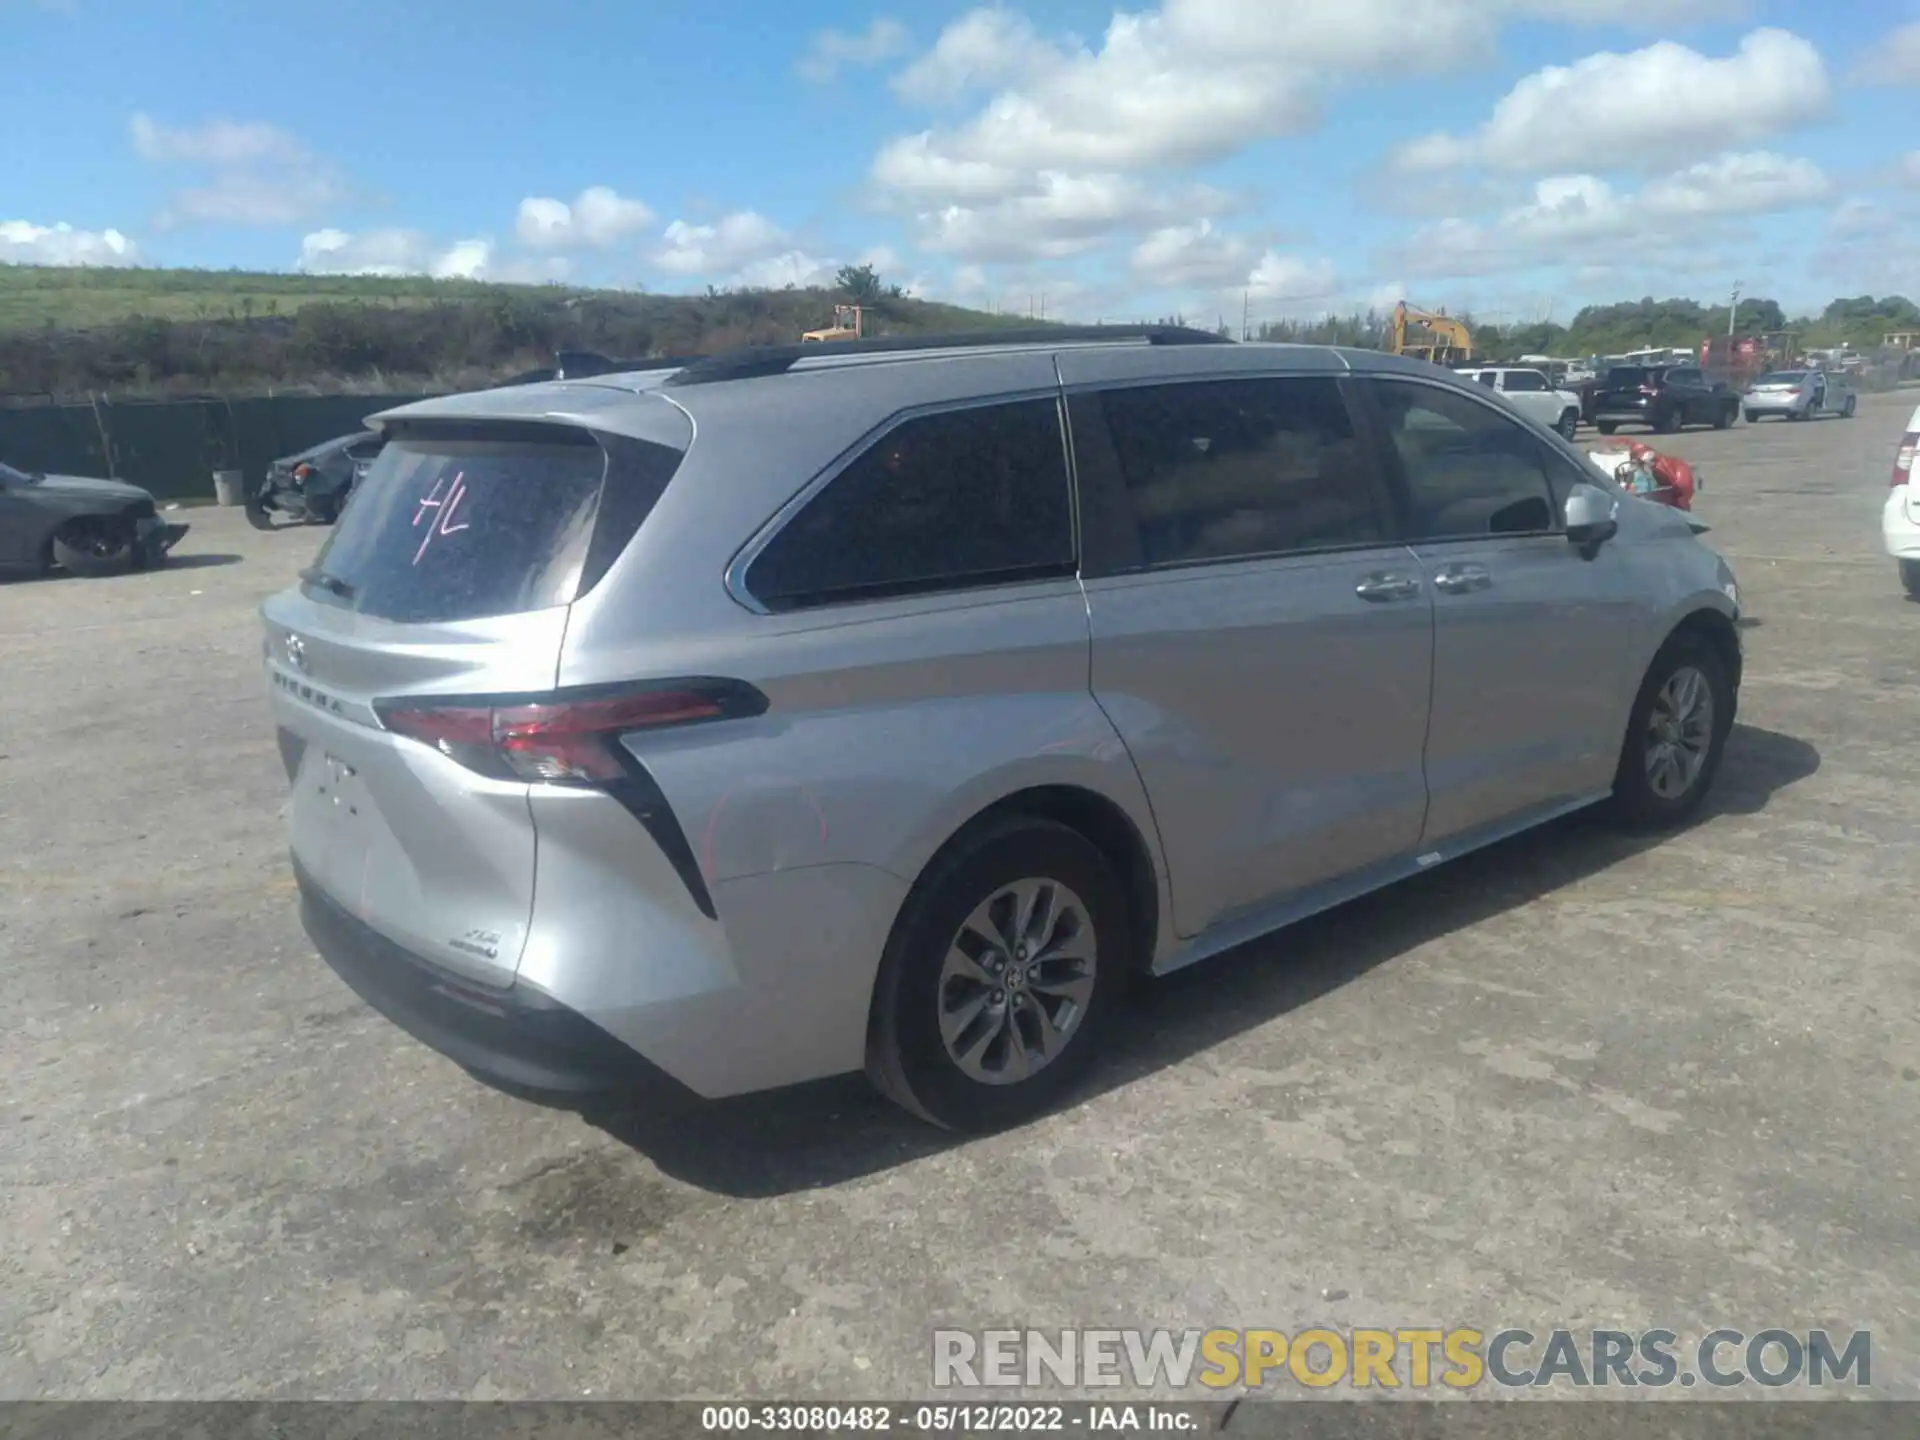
[1387,301,1474,366]
[802,304,865,344]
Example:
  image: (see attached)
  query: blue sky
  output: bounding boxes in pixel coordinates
[4,0,1918,325]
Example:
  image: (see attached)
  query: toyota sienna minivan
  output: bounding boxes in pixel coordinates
[262,327,1742,1131]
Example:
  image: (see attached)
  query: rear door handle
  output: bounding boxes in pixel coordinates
[1355,572,1422,603]
[1431,563,1493,594]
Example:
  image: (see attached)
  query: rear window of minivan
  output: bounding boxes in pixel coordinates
[302,422,686,623]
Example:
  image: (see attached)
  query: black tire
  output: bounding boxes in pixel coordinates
[1605,632,1734,832]
[1745,411,1758,424]
[1842,395,1857,419]
[1556,409,1580,440]
[867,816,1131,1132]
[1901,559,1920,601]
[51,518,137,576]
[1657,407,1682,434]
[1596,421,1618,436]
[1713,404,1734,430]
[1788,409,1806,422]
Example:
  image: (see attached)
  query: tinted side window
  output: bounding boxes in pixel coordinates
[1096,376,1383,567]
[1507,370,1548,392]
[1669,369,1702,386]
[746,399,1073,612]
[1370,381,1557,541]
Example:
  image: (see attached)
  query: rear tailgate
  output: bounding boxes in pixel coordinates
[262,406,691,985]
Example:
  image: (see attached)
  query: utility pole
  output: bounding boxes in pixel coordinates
[1728,282,1740,337]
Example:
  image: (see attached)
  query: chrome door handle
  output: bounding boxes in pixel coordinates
[1432,563,1493,594]
[1355,572,1422,602]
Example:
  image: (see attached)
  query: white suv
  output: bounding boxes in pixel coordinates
[1460,366,1584,440]
[1887,399,1920,600]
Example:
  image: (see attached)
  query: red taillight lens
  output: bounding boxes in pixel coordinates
[1639,384,1660,396]
[1894,433,1917,488]
[373,681,764,784]
[293,463,314,480]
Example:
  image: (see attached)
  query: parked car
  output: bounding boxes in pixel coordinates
[1458,365,1584,439]
[262,328,1743,1132]
[1742,369,1858,423]
[248,431,384,529]
[1885,399,1920,600]
[0,459,188,577]
[1592,364,1740,434]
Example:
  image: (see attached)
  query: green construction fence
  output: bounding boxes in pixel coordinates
[0,394,433,501]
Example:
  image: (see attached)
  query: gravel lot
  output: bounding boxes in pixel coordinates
[3,392,1917,1401]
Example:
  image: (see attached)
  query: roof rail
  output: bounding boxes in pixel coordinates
[661,324,1231,388]
[552,349,695,380]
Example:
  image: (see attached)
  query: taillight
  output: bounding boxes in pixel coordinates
[293,463,314,480]
[374,680,767,784]
[1894,432,1918,488]
[1639,383,1660,396]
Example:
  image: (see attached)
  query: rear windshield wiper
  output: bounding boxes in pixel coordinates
[300,566,356,600]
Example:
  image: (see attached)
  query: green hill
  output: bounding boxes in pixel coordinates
[0,262,1039,399]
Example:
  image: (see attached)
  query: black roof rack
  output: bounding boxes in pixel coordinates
[661,324,1231,388]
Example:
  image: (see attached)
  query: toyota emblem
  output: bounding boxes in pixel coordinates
[284,633,309,674]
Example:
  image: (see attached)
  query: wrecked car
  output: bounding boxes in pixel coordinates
[247,431,384,529]
[0,460,189,578]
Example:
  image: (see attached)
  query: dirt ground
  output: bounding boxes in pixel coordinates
[3,392,1917,1401]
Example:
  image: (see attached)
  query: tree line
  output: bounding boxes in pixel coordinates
[1251,294,1920,361]
[4,259,1917,401]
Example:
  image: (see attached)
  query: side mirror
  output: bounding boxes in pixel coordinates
[1564,482,1619,559]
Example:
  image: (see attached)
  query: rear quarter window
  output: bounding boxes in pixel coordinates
[744,398,1075,612]
[304,423,686,624]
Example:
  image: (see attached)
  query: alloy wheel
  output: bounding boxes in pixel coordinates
[1644,665,1715,800]
[936,877,1096,1086]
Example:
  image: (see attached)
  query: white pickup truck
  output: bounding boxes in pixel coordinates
[1458,366,1585,439]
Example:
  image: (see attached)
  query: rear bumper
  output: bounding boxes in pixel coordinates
[1886,488,1920,560]
[1594,406,1654,424]
[295,858,672,1097]
[1743,399,1807,416]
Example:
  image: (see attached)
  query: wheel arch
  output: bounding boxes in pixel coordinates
[1666,605,1742,695]
[894,782,1166,979]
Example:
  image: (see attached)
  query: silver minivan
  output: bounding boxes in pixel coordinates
[262,328,1743,1131]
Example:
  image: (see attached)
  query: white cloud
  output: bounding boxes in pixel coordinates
[650,211,792,275]
[892,8,1049,104]
[1851,22,1920,86]
[1245,251,1338,306]
[873,0,1762,275]
[1509,0,1750,20]
[913,172,1228,264]
[731,251,838,289]
[875,0,1513,202]
[1391,151,1830,278]
[515,186,655,249]
[1130,219,1255,290]
[130,113,307,166]
[297,228,496,279]
[431,238,494,281]
[797,17,911,83]
[0,219,138,266]
[1394,29,1829,174]
[163,171,352,228]
[132,112,350,228]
